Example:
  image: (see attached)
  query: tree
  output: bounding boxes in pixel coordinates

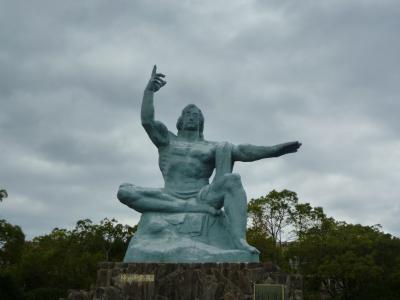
[247,190,325,245]
[248,189,298,246]
[290,202,325,239]
[0,219,25,300]
[71,218,136,261]
[0,271,23,300]
[16,218,136,298]
[0,219,25,267]
[246,227,279,263]
[287,219,400,299]
[0,189,8,202]
[247,189,326,267]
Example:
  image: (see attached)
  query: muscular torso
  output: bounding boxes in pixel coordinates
[158,133,217,195]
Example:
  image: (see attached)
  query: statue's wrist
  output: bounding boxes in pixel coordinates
[272,145,281,157]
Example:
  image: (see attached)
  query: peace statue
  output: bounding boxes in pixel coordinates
[117,66,301,262]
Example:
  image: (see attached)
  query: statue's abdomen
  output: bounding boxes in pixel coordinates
[158,145,214,190]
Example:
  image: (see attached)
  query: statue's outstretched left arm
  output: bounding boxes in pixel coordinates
[232,141,301,162]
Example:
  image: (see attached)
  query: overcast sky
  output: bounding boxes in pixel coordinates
[1,0,399,239]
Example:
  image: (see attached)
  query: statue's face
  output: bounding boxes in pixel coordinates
[181,107,200,131]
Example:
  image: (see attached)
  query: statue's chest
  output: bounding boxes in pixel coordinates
[166,141,214,162]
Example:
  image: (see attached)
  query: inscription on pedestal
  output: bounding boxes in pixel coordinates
[119,274,155,284]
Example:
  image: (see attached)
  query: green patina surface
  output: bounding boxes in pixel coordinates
[117,66,301,262]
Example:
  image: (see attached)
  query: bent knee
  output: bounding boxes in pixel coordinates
[222,173,243,190]
[117,184,139,204]
[117,187,129,204]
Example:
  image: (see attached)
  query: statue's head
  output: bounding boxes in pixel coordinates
[176,104,204,139]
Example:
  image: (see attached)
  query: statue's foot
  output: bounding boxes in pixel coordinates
[197,203,221,216]
[186,198,221,216]
[207,206,221,216]
[234,238,260,254]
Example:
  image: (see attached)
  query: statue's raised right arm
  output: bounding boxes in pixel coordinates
[141,65,169,148]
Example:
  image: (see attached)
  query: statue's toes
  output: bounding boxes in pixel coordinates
[249,246,260,254]
[238,239,260,254]
[207,206,222,216]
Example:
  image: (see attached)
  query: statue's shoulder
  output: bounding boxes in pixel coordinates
[213,141,234,148]
[202,139,218,148]
[202,140,234,148]
[157,132,177,151]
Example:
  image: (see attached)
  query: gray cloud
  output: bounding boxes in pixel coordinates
[1,0,399,239]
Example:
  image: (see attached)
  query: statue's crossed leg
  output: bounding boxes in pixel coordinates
[117,173,259,254]
[117,183,218,215]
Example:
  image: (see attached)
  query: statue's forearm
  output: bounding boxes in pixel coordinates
[233,144,282,162]
[141,90,155,124]
[140,88,170,147]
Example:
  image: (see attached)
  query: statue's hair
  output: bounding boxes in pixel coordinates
[176,104,204,139]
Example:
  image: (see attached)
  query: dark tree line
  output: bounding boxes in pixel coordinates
[247,189,400,300]
[0,218,136,300]
[1,190,400,299]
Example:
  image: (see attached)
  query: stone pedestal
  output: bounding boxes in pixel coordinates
[67,262,302,300]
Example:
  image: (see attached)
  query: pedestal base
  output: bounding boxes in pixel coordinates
[67,262,302,300]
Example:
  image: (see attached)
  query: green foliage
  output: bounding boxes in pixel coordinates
[0,219,25,267]
[247,189,325,268]
[247,190,400,299]
[24,287,65,300]
[246,227,276,263]
[248,189,325,244]
[0,272,23,300]
[0,219,25,299]
[0,218,136,300]
[248,189,298,244]
[291,203,325,238]
[0,189,8,202]
[287,219,400,299]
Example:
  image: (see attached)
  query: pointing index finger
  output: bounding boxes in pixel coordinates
[152,65,157,76]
